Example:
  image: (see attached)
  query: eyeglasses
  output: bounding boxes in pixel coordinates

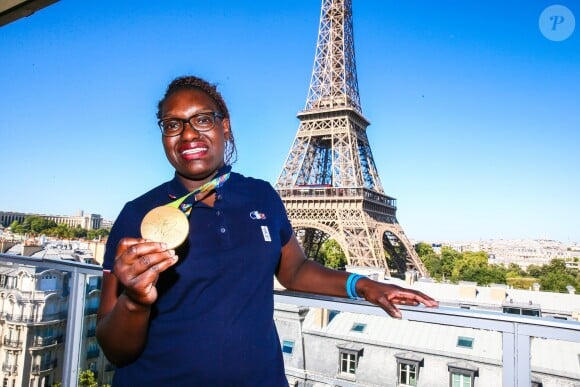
[158,112,224,136]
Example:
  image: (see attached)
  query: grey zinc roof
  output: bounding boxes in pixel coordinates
[301,308,580,379]
[303,310,503,363]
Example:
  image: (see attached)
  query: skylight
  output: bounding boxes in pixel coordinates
[457,336,474,348]
[351,323,366,332]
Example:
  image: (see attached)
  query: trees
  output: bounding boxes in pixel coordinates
[460,265,507,285]
[8,216,109,240]
[9,216,57,235]
[537,259,579,292]
[451,251,489,281]
[51,370,110,387]
[416,243,579,293]
[87,227,110,240]
[415,243,444,280]
[318,239,347,270]
[417,244,507,285]
[9,220,24,234]
[440,247,461,281]
[415,242,434,257]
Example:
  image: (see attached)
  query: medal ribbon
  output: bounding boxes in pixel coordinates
[167,172,230,217]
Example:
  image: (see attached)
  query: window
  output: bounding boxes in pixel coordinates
[42,351,52,364]
[521,308,541,317]
[337,343,363,380]
[448,362,478,387]
[399,362,417,386]
[395,352,423,386]
[451,372,472,387]
[282,340,294,355]
[457,336,474,348]
[328,309,340,323]
[39,273,58,291]
[503,307,520,314]
[88,341,99,352]
[531,375,543,387]
[340,351,357,374]
[502,306,541,317]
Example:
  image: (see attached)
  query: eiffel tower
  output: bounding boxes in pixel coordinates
[275,0,427,277]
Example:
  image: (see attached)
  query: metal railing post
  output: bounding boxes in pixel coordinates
[61,266,85,387]
[502,330,516,386]
[515,323,531,387]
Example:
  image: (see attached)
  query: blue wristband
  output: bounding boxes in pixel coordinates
[346,273,363,299]
[350,274,362,298]
[346,273,356,298]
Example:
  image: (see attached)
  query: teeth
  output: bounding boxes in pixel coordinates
[182,148,207,155]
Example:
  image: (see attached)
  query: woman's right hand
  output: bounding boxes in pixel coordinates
[112,238,178,307]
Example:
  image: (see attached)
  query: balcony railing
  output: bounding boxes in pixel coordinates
[0,252,578,386]
[31,360,58,375]
[30,335,63,348]
[277,187,397,209]
[86,348,100,359]
[3,337,22,348]
[2,310,67,323]
[274,290,580,386]
[1,363,17,374]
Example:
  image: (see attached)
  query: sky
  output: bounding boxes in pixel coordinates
[0,0,578,243]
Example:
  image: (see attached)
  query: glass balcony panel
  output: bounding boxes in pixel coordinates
[530,337,580,386]
[0,253,112,387]
[274,290,580,387]
[1,253,578,387]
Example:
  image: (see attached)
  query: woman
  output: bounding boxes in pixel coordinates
[96,75,438,386]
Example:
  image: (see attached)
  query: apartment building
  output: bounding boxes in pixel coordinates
[0,211,104,231]
[0,260,112,386]
[440,239,579,269]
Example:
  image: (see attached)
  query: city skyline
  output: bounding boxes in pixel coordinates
[1,1,578,243]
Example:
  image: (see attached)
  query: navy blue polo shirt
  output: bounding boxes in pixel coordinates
[103,166,293,386]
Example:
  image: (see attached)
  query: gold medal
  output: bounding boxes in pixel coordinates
[139,172,231,249]
[140,206,189,249]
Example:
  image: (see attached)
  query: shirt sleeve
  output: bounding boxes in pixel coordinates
[267,183,293,247]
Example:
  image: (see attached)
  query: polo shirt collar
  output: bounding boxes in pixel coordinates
[166,165,233,200]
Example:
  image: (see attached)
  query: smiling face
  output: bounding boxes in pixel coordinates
[160,88,231,190]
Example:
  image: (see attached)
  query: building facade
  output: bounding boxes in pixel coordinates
[0,211,104,230]
[437,239,580,269]
[0,261,113,386]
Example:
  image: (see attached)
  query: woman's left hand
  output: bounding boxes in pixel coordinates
[357,279,439,319]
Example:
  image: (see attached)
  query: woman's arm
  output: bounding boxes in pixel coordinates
[275,235,438,318]
[96,238,177,366]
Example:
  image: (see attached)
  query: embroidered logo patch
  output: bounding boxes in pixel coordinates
[250,210,266,220]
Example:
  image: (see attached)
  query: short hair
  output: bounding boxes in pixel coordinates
[157,75,237,165]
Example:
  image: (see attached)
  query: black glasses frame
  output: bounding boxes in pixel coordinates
[158,112,224,137]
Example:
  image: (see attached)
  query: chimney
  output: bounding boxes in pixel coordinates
[489,284,507,302]
[459,281,477,299]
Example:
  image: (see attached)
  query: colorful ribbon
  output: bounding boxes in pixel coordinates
[167,172,230,217]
